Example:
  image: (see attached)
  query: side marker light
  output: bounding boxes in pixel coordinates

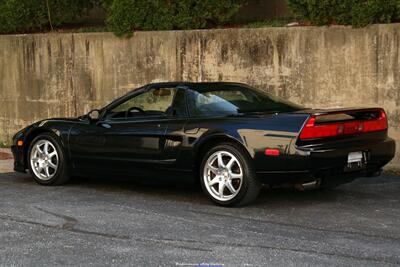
[265,148,280,156]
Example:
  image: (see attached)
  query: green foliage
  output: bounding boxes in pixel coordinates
[351,0,399,26]
[287,0,400,27]
[0,141,8,148]
[0,0,46,33]
[101,0,114,10]
[0,0,93,34]
[47,0,93,27]
[106,0,245,36]
[173,0,242,29]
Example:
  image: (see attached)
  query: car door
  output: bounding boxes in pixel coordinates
[69,85,183,176]
[158,86,189,168]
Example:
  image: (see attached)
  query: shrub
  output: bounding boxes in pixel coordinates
[0,0,93,34]
[173,0,243,29]
[0,0,47,33]
[287,0,400,27]
[350,0,399,26]
[106,0,245,36]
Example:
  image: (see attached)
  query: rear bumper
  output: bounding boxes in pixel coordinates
[307,137,395,175]
[257,137,395,185]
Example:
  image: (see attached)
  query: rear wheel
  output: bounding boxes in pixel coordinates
[28,133,70,185]
[200,144,261,207]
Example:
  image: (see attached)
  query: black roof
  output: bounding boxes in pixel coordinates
[144,81,251,89]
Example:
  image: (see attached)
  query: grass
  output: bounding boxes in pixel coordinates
[384,166,400,176]
[0,141,10,148]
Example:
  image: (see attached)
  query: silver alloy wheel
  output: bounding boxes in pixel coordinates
[203,150,243,201]
[30,140,59,181]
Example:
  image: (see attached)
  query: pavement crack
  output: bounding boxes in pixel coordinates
[34,207,130,239]
[190,210,400,242]
[0,208,129,240]
[134,237,213,252]
[0,214,54,229]
[152,236,400,265]
[0,213,399,263]
[35,207,78,230]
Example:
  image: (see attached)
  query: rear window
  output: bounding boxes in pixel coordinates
[186,84,302,117]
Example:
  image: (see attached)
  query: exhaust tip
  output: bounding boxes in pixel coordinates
[294,179,321,191]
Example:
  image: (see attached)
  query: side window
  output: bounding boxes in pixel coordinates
[186,89,241,117]
[107,88,178,119]
[186,86,300,117]
[208,90,247,102]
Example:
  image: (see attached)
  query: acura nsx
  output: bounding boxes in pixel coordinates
[12,82,395,206]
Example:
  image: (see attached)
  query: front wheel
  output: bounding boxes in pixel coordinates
[200,144,261,207]
[27,133,70,185]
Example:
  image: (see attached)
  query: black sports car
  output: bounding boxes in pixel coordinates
[12,82,395,206]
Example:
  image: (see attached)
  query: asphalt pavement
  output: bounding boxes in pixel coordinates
[0,148,399,266]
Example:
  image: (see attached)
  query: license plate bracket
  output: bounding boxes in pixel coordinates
[345,151,366,171]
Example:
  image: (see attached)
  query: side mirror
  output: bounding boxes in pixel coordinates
[87,109,101,122]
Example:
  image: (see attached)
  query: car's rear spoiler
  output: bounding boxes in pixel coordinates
[298,108,388,140]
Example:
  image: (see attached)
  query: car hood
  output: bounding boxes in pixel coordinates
[37,117,81,123]
[13,117,81,138]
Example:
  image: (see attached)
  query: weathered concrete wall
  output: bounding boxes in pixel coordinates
[0,24,399,165]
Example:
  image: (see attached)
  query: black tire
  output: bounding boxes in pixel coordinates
[27,133,70,186]
[200,143,261,207]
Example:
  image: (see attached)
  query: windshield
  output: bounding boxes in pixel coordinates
[186,84,303,117]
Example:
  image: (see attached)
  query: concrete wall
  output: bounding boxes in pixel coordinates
[0,24,399,165]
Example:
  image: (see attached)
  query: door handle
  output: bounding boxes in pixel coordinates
[100,123,112,129]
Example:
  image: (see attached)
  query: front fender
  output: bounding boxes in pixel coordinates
[12,120,76,171]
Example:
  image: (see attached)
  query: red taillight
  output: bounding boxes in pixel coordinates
[363,110,388,133]
[299,110,388,140]
[299,116,341,139]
